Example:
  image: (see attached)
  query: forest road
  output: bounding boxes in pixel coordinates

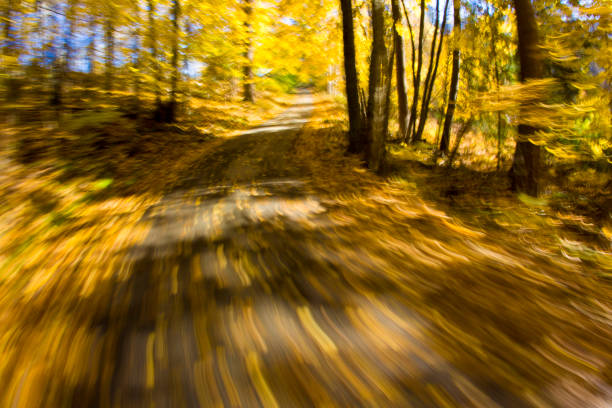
[98,94,611,408]
[106,93,358,407]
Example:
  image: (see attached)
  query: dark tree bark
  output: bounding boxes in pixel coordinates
[129,1,142,106]
[148,0,162,116]
[412,0,440,143]
[391,0,408,140]
[50,0,76,106]
[167,0,180,122]
[383,44,396,146]
[83,13,98,99]
[243,0,255,102]
[366,0,388,172]
[400,0,417,87]
[414,0,450,143]
[48,10,62,106]
[183,18,192,114]
[440,0,461,154]
[2,1,12,54]
[63,0,76,73]
[446,116,473,167]
[406,0,425,143]
[340,0,365,153]
[510,0,543,196]
[86,14,96,75]
[487,3,503,170]
[434,46,452,149]
[3,0,21,101]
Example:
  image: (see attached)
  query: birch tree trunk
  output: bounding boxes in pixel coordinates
[243,0,255,102]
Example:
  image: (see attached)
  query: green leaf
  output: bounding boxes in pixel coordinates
[93,178,113,191]
[518,193,548,207]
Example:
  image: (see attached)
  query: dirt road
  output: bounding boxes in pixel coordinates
[95,94,612,407]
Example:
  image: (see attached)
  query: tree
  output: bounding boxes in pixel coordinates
[147,0,162,117]
[366,0,389,172]
[413,0,450,143]
[391,0,408,141]
[406,0,425,143]
[340,0,364,153]
[510,0,544,196]
[439,0,461,154]
[49,0,77,106]
[128,0,142,106]
[168,0,181,122]
[487,2,504,170]
[243,0,255,102]
[85,12,97,88]
[103,6,115,93]
[2,0,21,101]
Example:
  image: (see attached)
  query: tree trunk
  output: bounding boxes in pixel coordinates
[391,0,408,141]
[34,0,43,64]
[3,0,21,101]
[488,3,503,171]
[183,19,192,115]
[440,0,461,154]
[383,44,396,146]
[243,0,255,102]
[63,1,76,73]
[510,0,543,196]
[2,1,11,55]
[340,0,365,153]
[129,0,142,105]
[446,116,473,167]
[48,10,62,106]
[3,0,12,68]
[414,0,449,143]
[400,0,417,86]
[366,0,388,172]
[86,15,96,76]
[148,0,162,115]
[53,0,76,105]
[168,0,180,122]
[434,46,452,149]
[406,0,425,143]
[412,0,440,143]
[104,18,114,93]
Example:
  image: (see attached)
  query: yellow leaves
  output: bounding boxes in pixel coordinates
[476,78,559,112]
[473,77,611,161]
[579,5,612,16]
[441,219,485,238]
[216,347,242,405]
[171,264,179,294]
[602,226,612,241]
[146,333,156,389]
[544,336,601,373]
[394,24,411,39]
[588,140,604,159]
[246,351,279,408]
[192,252,203,281]
[297,306,338,354]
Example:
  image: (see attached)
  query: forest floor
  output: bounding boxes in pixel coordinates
[1,93,611,407]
